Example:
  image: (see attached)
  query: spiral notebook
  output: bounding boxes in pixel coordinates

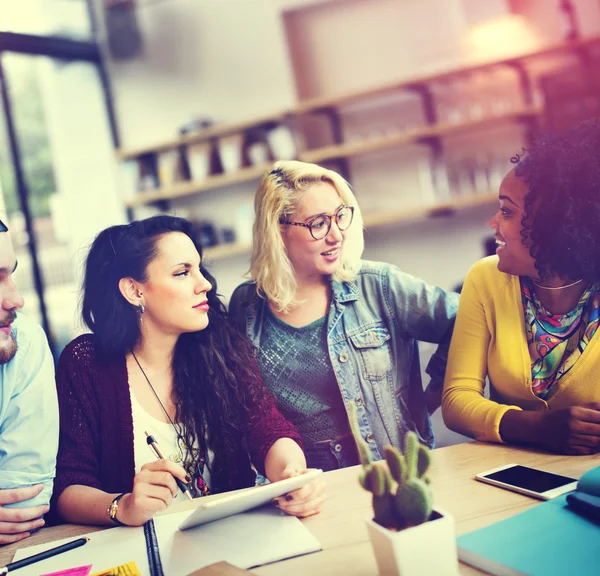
[12,508,322,576]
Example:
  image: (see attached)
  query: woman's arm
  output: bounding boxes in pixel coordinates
[386,264,459,399]
[50,340,104,524]
[242,351,304,473]
[57,486,118,526]
[241,351,325,517]
[264,438,306,482]
[441,264,521,442]
[264,438,326,518]
[500,404,600,455]
[57,459,187,527]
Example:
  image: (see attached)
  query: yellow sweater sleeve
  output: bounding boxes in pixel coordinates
[442,260,522,442]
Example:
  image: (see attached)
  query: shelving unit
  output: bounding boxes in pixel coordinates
[125,163,272,207]
[125,107,540,208]
[117,35,600,161]
[300,106,541,164]
[117,35,600,261]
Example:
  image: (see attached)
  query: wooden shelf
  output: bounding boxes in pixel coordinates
[117,112,290,160]
[299,106,540,164]
[203,242,252,261]
[125,109,538,208]
[363,193,498,230]
[116,35,599,161]
[295,35,600,114]
[124,163,271,207]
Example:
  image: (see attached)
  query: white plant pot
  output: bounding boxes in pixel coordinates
[366,508,458,576]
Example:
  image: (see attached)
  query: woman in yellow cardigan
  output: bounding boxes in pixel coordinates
[443,119,600,456]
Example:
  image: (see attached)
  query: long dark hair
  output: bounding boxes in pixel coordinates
[82,215,260,491]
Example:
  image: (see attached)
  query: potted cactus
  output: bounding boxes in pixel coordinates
[349,403,458,576]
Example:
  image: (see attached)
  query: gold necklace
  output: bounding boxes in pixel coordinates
[533,278,584,291]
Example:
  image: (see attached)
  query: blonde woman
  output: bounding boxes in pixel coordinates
[229,161,458,470]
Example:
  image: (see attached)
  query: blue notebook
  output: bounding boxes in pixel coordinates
[458,466,600,576]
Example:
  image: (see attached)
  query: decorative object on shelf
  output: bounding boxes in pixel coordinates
[138,153,159,191]
[194,221,219,248]
[218,134,245,173]
[244,127,272,166]
[349,403,458,576]
[157,149,181,187]
[186,141,213,182]
[267,123,300,161]
[558,0,580,42]
[219,227,236,244]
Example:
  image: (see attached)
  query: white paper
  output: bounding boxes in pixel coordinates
[12,507,322,576]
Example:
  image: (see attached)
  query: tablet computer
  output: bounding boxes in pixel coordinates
[178,468,324,530]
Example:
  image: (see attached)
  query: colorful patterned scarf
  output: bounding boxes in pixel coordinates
[521,278,600,400]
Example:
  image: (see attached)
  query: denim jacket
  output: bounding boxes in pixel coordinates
[228,260,459,460]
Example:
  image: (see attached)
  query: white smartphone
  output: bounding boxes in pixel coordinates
[475,463,578,500]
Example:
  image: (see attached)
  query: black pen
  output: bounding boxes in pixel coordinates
[145,431,193,501]
[0,537,89,574]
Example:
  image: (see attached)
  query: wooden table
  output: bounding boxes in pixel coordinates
[2,442,598,574]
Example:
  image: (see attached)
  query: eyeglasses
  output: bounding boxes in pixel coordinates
[0,219,7,232]
[281,205,355,240]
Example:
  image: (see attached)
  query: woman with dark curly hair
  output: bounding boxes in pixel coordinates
[51,215,324,526]
[442,118,600,456]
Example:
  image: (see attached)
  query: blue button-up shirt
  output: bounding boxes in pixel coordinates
[229,260,459,461]
[0,313,58,508]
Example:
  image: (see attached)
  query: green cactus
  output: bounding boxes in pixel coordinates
[349,402,433,530]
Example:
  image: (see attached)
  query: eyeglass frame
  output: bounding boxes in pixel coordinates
[280,205,355,240]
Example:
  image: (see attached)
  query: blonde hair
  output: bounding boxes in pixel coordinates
[250,160,364,312]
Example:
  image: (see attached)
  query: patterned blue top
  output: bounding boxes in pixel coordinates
[258,306,349,443]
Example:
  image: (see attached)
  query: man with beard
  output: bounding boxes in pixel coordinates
[0,218,58,544]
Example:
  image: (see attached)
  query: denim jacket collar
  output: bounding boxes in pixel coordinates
[331,278,360,304]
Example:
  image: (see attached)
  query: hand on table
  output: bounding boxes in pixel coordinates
[0,484,48,545]
[537,403,600,455]
[273,467,326,518]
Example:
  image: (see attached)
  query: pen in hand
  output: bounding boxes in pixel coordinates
[145,431,193,501]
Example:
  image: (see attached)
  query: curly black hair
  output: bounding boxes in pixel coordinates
[514,118,600,282]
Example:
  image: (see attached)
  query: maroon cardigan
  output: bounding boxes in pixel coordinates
[50,335,302,523]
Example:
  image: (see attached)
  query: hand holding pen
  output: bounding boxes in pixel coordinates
[112,439,192,527]
[145,432,193,500]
